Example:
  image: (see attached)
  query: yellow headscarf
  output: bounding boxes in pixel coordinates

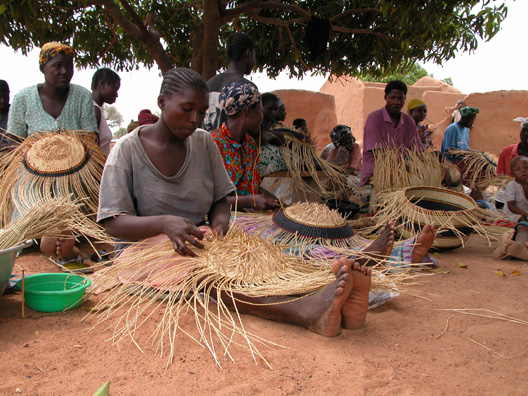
[39,42,75,66]
[407,98,426,112]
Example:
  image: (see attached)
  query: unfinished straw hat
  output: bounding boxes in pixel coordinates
[374,186,488,250]
[0,130,106,226]
[88,225,405,368]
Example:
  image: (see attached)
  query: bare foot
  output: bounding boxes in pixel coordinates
[306,259,354,337]
[506,241,528,260]
[331,257,371,330]
[358,220,395,266]
[411,225,436,263]
[492,230,515,259]
[56,237,81,262]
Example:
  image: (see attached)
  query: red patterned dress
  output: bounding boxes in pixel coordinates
[210,123,260,195]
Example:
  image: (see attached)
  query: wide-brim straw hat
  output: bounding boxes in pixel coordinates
[377,186,479,250]
[272,204,355,240]
[23,134,90,176]
[0,130,106,226]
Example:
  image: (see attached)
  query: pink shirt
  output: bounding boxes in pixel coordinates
[361,107,424,185]
[497,143,519,177]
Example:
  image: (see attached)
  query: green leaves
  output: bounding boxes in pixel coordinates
[0,0,509,78]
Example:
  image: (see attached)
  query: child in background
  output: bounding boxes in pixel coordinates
[503,156,528,222]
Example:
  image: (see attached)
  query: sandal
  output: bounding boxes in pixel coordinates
[56,255,94,274]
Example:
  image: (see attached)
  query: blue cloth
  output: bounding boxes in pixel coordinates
[441,122,470,162]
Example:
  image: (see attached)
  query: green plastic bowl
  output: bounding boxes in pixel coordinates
[16,273,91,312]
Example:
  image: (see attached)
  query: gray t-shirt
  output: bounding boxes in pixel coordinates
[97,126,235,226]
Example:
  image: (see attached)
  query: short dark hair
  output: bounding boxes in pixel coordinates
[385,80,407,95]
[293,118,307,128]
[261,92,279,106]
[510,155,528,173]
[0,80,9,93]
[226,33,255,63]
[91,68,120,90]
[160,67,208,97]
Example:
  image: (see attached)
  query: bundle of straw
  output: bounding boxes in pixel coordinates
[89,225,414,367]
[373,146,444,194]
[446,150,497,189]
[0,130,105,226]
[274,133,349,199]
[0,195,113,250]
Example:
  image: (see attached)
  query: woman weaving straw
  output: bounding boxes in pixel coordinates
[210,82,281,211]
[5,42,100,265]
[97,67,376,338]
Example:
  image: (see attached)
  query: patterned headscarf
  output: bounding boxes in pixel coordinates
[460,106,479,118]
[330,124,353,143]
[39,42,75,66]
[219,82,261,116]
[407,98,426,112]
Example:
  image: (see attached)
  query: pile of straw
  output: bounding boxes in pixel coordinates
[89,225,414,367]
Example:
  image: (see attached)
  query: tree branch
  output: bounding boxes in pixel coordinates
[329,8,380,23]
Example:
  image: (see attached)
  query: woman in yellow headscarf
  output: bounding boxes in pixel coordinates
[407,98,433,149]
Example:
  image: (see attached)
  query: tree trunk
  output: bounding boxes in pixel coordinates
[191,22,205,75]
[201,0,222,80]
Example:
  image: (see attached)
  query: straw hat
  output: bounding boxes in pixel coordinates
[0,131,106,225]
[272,204,355,240]
[23,134,89,176]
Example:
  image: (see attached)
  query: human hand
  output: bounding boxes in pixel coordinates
[162,216,205,257]
[334,146,350,164]
[211,220,229,238]
[253,194,281,211]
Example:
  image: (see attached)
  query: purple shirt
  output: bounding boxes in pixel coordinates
[361,107,424,185]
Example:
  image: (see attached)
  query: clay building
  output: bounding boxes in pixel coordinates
[274,76,528,156]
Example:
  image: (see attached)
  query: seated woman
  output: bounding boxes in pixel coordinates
[210,82,281,211]
[7,42,99,264]
[97,67,374,337]
[407,99,433,149]
[91,68,120,156]
[321,124,362,177]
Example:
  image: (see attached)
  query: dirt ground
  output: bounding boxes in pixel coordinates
[1,233,527,396]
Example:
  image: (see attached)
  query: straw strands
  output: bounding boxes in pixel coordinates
[373,146,444,194]
[0,130,105,226]
[277,134,349,199]
[372,187,495,248]
[447,150,497,189]
[89,225,414,367]
[0,195,112,250]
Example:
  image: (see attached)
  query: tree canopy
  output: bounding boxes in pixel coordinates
[0,1,508,80]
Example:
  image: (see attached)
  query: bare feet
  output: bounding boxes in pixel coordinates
[411,225,436,263]
[56,237,82,262]
[358,220,395,266]
[331,257,372,330]
[506,241,528,260]
[492,230,515,259]
[307,259,354,337]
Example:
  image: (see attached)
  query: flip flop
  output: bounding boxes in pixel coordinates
[55,255,94,274]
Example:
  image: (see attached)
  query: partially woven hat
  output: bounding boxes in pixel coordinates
[0,130,106,226]
[23,134,89,176]
[272,204,355,240]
